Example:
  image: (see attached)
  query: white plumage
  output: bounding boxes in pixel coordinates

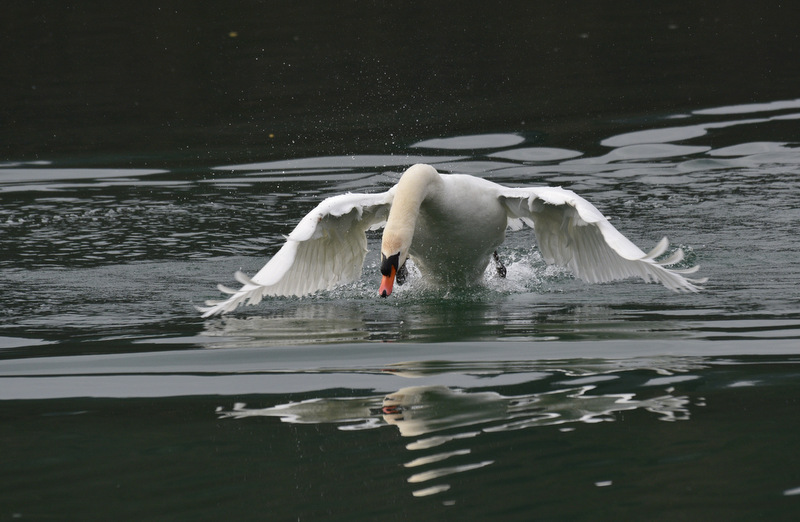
[199,164,705,317]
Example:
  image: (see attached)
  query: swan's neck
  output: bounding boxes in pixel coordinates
[381,164,439,258]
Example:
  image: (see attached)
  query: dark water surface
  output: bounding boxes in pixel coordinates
[2,2,800,520]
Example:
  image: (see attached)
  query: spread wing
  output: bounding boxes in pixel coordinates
[198,190,394,317]
[498,186,706,292]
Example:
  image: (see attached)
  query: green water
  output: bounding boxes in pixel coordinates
[2,2,800,520]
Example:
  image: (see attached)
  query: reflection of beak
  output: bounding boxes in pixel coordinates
[381,392,404,424]
[382,405,403,416]
[379,265,396,297]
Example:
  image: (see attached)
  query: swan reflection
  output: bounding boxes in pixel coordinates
[218,371,694,499]
[218,384,690,430]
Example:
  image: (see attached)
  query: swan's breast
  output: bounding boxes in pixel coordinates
[408,175,507,278]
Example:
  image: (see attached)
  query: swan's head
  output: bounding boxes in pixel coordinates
[379,232,411,297]
[379,251,402,297]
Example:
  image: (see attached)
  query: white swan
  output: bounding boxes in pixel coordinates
[199,164,705,317]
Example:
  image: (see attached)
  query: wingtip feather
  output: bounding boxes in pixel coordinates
[217,284,239,295]
[644,237,670,260]
[658,248,685,266]
[234,270,257,286]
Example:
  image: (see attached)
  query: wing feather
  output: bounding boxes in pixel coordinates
[198,190,394,317]
[498,186,705,292]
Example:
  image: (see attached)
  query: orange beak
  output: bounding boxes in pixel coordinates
[379,265,396,297]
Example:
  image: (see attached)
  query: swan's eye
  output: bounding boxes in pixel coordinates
[380,252,400,276]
